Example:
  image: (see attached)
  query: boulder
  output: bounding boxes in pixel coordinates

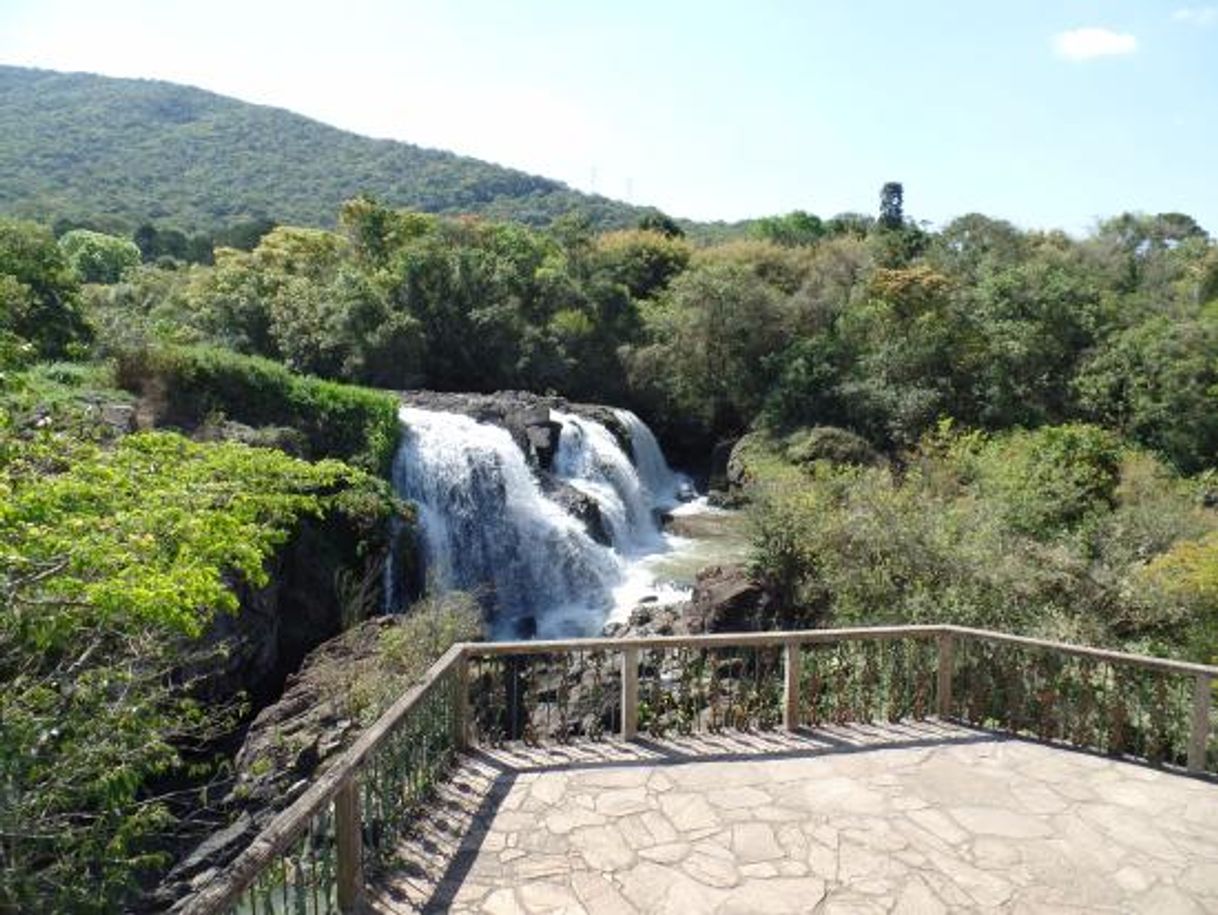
[708,437,738,492]
[685,563,769,634]
[525,419,562,469]
[725,435,760,491]
[542,478,611,545]
[603,601,688,638]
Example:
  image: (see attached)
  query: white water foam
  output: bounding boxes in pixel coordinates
[393,404,701,638]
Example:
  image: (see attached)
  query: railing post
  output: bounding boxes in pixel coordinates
[937,631,954,719]
[452,650,469,751]
[783,639,802,731]
[621,646,639,740]
[1189,673,1212,773]
[335,778,363,914]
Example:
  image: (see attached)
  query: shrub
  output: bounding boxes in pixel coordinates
[114,345,400,472]
[782,425,879,467]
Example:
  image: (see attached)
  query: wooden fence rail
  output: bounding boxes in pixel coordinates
[182,626,1216,914]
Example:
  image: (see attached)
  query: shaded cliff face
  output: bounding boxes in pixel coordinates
[192,504,401,709]
[149,499,402,912]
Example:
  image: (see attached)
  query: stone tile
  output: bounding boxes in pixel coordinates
[946,805,1053,839]
[371,724,1218,915]
[681,848,740,887]
[658,791,720,832]
[481,887,524,915]
[892,874,947,915]
[706,785,771,809]
[719,877,826,913]
[730,822,783,864]
[544,805,606,835]
[638,841,690,864]
[571,871,637,915]
[516,881,584,914]
[594,787,650,816]
[571,823,635,871]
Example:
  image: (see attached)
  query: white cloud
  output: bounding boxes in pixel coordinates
[1172,7,1218,26]
[1051,27,1138,61]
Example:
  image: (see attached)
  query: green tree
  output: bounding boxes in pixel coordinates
[751,210,826,247]
[594,228,691,301]
[878,182,904,230]
[1074,313,1218,473]
[0,219,90,357]
[627,263,786,434]
[58,229,141,284]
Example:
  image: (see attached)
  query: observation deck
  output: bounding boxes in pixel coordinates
[181,626,1218,914]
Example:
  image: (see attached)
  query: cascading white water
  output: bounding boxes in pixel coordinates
[552,411,664,555]
[393,407,621,639]
[393,403,695,639]
[614,408,690,508]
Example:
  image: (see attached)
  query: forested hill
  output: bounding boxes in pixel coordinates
[0,65,660,234]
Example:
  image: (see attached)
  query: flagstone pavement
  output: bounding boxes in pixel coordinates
[368,720,1218,913]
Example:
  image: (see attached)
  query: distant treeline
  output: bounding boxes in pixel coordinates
[49,215,278,265]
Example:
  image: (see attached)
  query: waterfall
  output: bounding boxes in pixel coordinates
[392,403,693,639]
[552,411,664,555]
[393,407,620,639]
[614,408,690,508]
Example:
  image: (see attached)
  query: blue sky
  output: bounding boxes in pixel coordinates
[2,1,1215,233]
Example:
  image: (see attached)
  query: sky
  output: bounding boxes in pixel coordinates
[1,1,1216,234]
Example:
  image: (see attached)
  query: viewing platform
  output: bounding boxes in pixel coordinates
[181,626,1218,914]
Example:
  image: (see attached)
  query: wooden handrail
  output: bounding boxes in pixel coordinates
[180,644,465,915]
[181,625,1216,914]
[461,624,944,656]
[462,625,1218,677]
[939,625,1218,678]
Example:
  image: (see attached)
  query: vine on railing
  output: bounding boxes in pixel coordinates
[359,662,461,877]
[794,636,937,728]
[224,807,338,915]
[183,647,466,915]
[635,644,785,736]
[949,634,1206,770]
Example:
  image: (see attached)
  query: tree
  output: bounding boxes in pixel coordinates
[636,210,684,238]
[0,219,90,357]
[626,263,786,434]
[594,229,691,301]
[1074,314,1218,474]
[751,210,826,247]
[879,182,904,230]
[58,230,142,284]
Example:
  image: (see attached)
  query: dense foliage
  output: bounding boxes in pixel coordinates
[113,345,401,473]
[0,65,659,236]
[0,420,396,911]
[745,424,1218,662]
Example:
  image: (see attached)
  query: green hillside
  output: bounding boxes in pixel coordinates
[0,65,661,234]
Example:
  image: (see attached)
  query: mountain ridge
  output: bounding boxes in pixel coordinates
[0,64,702,235]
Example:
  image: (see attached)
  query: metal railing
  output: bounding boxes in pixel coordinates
[181,625,1216,914]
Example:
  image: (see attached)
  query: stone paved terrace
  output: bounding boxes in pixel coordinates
[367,721,1218,914]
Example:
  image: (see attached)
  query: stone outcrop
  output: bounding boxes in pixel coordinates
[542,477,612,546]
[189,511,393,708]
[707,437,738,492]
[684,563,771,634]
[603,564,771,641]
[401,390,630,469]
[160,615,402,909]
